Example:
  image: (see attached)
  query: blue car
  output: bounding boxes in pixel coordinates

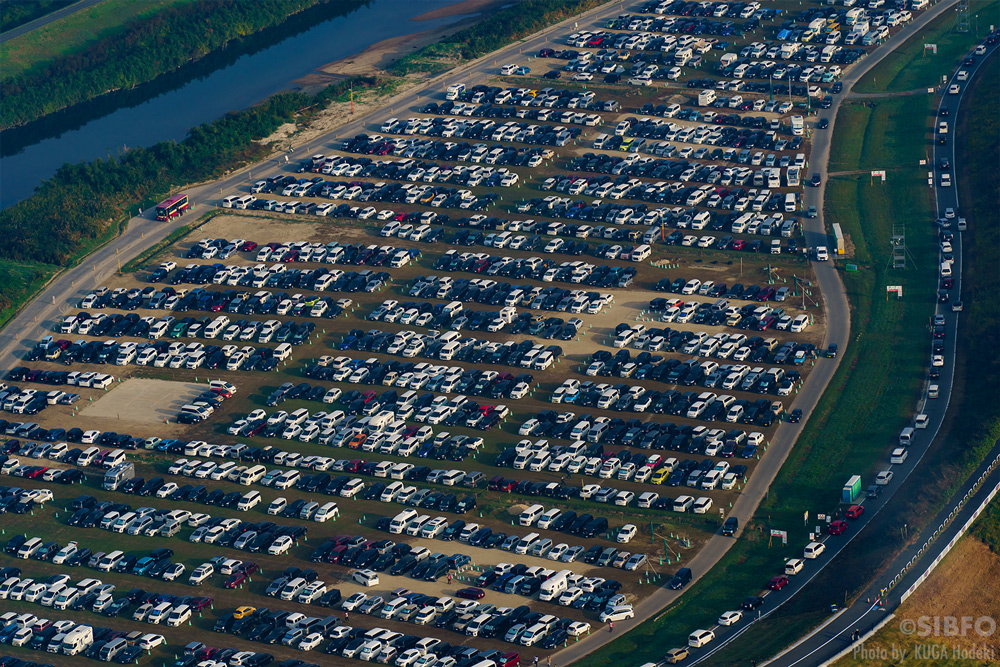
[449,554,472,569]
[132,557,156,576]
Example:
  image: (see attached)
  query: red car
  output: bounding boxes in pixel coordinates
[189,596,214,611]
[224,572,247,589]
[237,561,259,576]
[457,587,485,600]
[240,241,258,252]
[500,652,520,667]
[768,575,789,591]
[829,520,848,535]
[845,505,864,520]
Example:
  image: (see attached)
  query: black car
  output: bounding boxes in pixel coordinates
[787,409,803,423]
[741,596,765,611]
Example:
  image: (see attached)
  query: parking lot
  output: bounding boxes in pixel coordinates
[0,0,946,664]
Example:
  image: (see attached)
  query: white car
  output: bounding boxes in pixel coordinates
[718,611,743,626]
[268,535,294,555]
[139,634,166,650]
[298,632,324,651]
[616,524,637,543]
[342,593,368,611]
[689,629,716,648]
[599,605,634,623]
[558,587,583,606]
[876,469,894,485]
[353,569,380,587]
[567,621,592,637]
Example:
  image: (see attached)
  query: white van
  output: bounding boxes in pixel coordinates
[803,542,826,559]
[237,491,261,511]
[519,504,545,527]
[17,537,43,559]
[97,550,124,572]
[785,558,804,575]
[520,623,548,646]
[673,496,694,513]
[273,343,292,361]
[239,465,267,486]
[165,605,192,627]
[899,427,914,446]
[314,502,340,522]
[631,244,652,262]
[390,509,419,534]
[515,533,540,555]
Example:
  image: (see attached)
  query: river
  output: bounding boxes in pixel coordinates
[0,0,472,208]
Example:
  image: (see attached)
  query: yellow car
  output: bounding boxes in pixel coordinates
[651,468,671,485]
[665,647,689,664]
[233,606,256,619]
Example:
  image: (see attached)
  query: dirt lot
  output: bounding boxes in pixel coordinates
[79,378,207,425]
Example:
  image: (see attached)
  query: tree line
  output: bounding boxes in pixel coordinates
[406,0,608,64]
[0,76,377,266]
[0,0,363,129]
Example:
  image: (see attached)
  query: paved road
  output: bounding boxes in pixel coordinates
[0,0,105,43]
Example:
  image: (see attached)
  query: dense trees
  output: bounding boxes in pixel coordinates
[0,76,375,265]
[0,0,363,129]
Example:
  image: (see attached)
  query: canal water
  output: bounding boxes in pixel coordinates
[1,0,470,208]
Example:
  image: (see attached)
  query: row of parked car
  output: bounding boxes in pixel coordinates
[218,597,523,667]
[0,610,150,663]
[341,326,564,373]
[0,382,75,416]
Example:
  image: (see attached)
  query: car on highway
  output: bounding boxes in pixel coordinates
[718,610,743,626]
[768,575,789,591]
[828,519,849,536]
[845,504,865,519]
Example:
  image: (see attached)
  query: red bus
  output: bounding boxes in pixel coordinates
[155,193,190,221]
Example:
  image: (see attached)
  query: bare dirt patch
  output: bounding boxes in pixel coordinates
[79,378,207,425]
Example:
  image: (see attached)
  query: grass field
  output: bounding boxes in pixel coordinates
[0,259,60,330]
[0,0,193,81]
[853,0,1000,93]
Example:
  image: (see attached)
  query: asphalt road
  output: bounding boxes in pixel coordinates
[0,0,105,43]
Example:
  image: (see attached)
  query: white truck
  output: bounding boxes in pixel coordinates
[61,625,93,656]
[538,569,573,602]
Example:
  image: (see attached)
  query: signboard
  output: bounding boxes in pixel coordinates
[924,44,938,54]
[870,169,886,182]
[887,285,903,299]
[770,529,788,545]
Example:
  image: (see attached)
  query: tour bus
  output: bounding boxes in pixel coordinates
[156,193,190,221]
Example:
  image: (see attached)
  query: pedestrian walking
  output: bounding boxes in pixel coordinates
[609,621,614,633]
[448,573,452,585]
[533,656,538,667]
[344,612,349,622]
[547,657,552,667]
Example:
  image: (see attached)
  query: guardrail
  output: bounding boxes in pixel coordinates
[895,446,1000,602]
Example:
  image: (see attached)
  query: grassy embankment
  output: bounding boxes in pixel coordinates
[854,0,1000,94]
[0,0,192,81]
